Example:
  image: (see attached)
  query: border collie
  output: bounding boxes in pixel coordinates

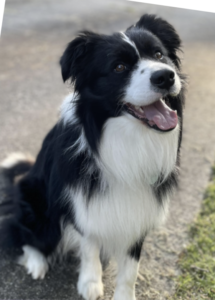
[0,14,185,300]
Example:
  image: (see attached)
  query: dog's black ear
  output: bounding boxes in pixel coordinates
[134,14,182,68]
[60,32,91,83]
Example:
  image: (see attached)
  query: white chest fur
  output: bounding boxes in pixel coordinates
[71,183,168,257]
[99,114,179,186]
[69,115,179,257]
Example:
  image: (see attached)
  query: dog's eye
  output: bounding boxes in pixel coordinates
[155,52,163,60]
[115,64,126,73]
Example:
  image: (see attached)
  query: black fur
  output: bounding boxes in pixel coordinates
[2,161,33,184]
[153,171,179,205]
[127,14,182,68]
[129,237,145,261]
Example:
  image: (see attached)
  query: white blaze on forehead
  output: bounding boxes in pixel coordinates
[120,32,140,58]
[124,59,182,107]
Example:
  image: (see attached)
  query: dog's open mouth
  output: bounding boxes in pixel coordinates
[124,99,178,132]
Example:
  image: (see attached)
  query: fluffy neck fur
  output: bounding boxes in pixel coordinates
[61,94,180,190]
[98,113,180,188]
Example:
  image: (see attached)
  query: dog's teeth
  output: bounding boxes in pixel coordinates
[139,108,144,113]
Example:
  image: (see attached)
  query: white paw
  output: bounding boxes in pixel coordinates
[17,245,49,280]
[78,279,104,300]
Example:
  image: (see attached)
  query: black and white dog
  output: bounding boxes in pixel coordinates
[0,14,185,300]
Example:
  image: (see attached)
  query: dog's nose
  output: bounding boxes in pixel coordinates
[150,69,175,90]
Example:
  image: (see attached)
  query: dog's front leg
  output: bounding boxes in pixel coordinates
[77,237,103,300]
[114,240,143,300]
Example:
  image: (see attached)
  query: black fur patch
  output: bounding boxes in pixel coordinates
[129,237,145,261]
[153,171,179,205]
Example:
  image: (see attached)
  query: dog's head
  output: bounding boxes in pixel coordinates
[60,14,185,133]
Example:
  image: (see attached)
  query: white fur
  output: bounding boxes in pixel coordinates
[48,222,81,265]
[60,94,89,157]
[114,257,139,300]
[18,245,49,280]
[99,114,179,186]
[59,223,81,255]
[124,59,181,106]
[60,93,78,126]
[70,185,164,259]
[78,238,103,300]
[1,153,34,169]
[65,117,179,260]
[63,114,179,300]
[64,127,88,158]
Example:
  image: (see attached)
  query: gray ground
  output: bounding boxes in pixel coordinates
[0,1,215,299]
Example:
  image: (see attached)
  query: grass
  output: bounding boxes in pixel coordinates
[170,166,215,300]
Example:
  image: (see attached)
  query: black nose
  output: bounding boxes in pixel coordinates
[150,69,175,90]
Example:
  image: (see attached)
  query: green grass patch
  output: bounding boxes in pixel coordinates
[171,166,215,300]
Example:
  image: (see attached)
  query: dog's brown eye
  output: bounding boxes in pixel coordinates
[115,64,126,73]
[155,52,163,60]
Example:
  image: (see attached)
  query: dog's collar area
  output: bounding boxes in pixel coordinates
[124,99,178,132]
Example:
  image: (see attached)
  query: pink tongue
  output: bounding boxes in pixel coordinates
[144,100,178,130]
